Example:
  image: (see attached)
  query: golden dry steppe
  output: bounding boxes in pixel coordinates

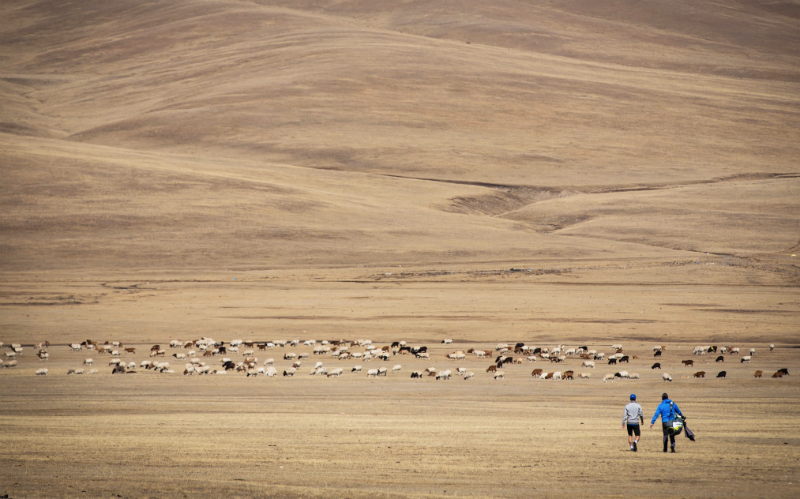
[1,1,799,497]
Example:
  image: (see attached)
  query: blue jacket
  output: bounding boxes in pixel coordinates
[651,399,682,424]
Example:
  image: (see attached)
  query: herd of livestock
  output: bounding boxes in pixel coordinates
[0,338,790,382]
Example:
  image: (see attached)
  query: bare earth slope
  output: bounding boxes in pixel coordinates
[1,1,799,497]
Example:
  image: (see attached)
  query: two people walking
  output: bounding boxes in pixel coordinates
[623,392,685,452]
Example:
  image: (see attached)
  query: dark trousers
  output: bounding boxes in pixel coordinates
[662,423,676,449]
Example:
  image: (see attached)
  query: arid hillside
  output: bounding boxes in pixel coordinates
[1,0,799,270]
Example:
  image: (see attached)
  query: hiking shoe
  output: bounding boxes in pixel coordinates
[671,447,676,453]
[633,441,637,452]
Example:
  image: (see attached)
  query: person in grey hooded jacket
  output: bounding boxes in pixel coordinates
[622,394,643,451]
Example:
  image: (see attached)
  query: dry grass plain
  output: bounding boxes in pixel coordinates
[2,0,800,497]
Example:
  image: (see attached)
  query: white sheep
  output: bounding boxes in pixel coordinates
[243,349,253,357]
[266,367,278,377]
[367,369,379,378]
[770,344,775,351]
[595,353,605,360]
[88,369,98,375]
[582,361,595,369]
[749,348,755,356]
[442,339,453,344]
[475,351,486,358]
[188,350,196,357]
[5,352,15,359]
[173,353,186,360]
[35,368,48,375]
[127,362,136,370]
[228,346,239,353]
[565,348,576,356]
[84,358,93,366]
[616,371,629,379]
[493,370,505,380]
[553,371,562,380]
[731,347,740,354]
[70,343,82,351]
[377,367,388,376]
[741,356,751,363]
[109,359,121,366]
[352,365,362,373]
[629,373,640,379]
[603,374,615,383]
[327,368,343,377]
[140,360,152,368]
[662,373,673,382]
[527,355,537,362]
[264,358,274,365]
[579,373,591,379]
[456,367,467,376]
[392,365,402,373]
[38,352,49,361]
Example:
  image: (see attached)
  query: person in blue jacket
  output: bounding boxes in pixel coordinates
[650,392,683,453]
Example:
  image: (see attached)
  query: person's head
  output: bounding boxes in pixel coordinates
[630,394,636,401]
[662,393,669,400]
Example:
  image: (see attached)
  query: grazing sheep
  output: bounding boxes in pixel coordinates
[615,371,629,379]
[140,360,152,369]
[84,358,93,366]
[4,360,17,368]
[770,344,774,351]
[603,374,615,383]
[377,367,388,376]
[579,372,591,379]
[351,365,362,373]
[284,353,296,360]
[109,359,122,366]
[70,344,82,352]
[442,339,453,344]
[741,356,751,363]
[693,371,706,378]
[283,368,296,377]
[392,365,402,373]
[531,368,544,378]
[662,373,672,382]
[553,371,562,380]
[717,371,726,378]
[682,360,694,367]
[777,368,789,376]
[88,369,98,375]
[652,362,661,369]
[327,368,343,377]
[595,353,605,361]
[35,368,48,375]
[5,352,16,359]
[629,373,640,379]
[754,370,763,378]
[464,372,474,380]
[173,353,186,360]
[367,369,379,378]
[750,348,755,356]
[415,352,430,359]
[38,352,49,361]
[731,347,740,354]
[410,371,423,378]
[475,351,486,358]
[715,355,724,362]
[582,361,595,369]
[493,370,505,380]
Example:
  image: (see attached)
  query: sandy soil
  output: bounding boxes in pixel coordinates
[1,1,799,497]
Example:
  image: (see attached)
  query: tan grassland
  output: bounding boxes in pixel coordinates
[1,1,799,497]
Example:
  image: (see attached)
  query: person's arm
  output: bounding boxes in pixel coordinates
[674,403,683,416]
[623,406,628,427]
[650,404,660,428]
[638,405,644,425]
